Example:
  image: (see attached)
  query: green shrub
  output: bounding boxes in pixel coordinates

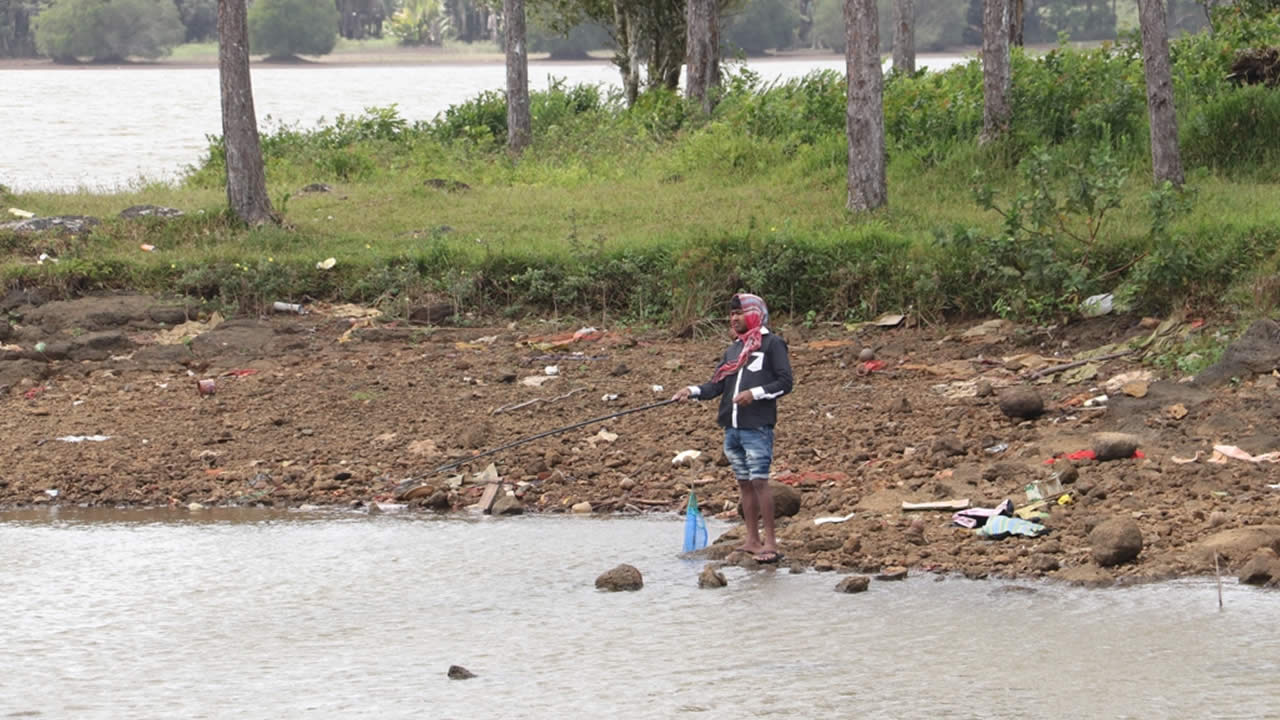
[249,0,339,58]
[35,0,185,62]
[1182,86,1280,176]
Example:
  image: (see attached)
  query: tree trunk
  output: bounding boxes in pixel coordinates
[217,0,275,225]
[613,0,640,106]
[844,0,887,212]
[1009,0,1024,46]
[684,0,719,113]
[981,0,1011,142]
[891,0,915,75]
[1137,0,1184,186]
[504,0,531,152]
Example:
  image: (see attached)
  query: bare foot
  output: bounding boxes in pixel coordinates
[735,543,765,554]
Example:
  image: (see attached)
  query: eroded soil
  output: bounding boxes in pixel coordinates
[3,292,1280,586]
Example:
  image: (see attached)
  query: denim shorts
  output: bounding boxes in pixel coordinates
[723,426,774,481]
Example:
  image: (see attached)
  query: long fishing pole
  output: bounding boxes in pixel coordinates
[420,397,680,479]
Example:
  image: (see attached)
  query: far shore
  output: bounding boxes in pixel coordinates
[0,45,994,71]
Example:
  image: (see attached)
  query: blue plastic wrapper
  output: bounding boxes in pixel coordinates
[683,490,708,552]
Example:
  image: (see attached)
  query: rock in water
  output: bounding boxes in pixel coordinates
[698,565,727,589]
[998,387,1044,419]
[447,665,476,680]
[1092,432,1140,461]
[835,576,870,593]
[595,564,643,591]
[1089,517,1144,566]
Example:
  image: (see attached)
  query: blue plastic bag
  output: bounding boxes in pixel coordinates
[683,490,708,552]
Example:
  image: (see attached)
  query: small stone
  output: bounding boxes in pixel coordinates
[447,665,476,680]
[875,566,908,581]
[998,387,1044,420]
[974,379,994,398]
[618,477,636,491]
[835,575,870,593]
[698,565,727,589]
[571,501,593,514]
[858,347,875,362]
[610,363,630,376]
[595,563,643,591]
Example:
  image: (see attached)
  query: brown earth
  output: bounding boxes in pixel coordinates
[3,292,1280,587]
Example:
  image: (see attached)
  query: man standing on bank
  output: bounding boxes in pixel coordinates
[673,293,793,563]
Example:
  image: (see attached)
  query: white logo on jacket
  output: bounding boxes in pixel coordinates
[746,352,764,373]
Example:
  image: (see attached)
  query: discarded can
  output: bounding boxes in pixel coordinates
[196,378,216,396]
[272,301,306,314]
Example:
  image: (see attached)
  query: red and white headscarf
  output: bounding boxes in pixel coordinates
[713,293,768,383]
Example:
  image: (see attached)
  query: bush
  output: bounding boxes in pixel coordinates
[249,0,339,59]
[723,0,800,56]
[1182,85,1280,176]
[35,0,185,62]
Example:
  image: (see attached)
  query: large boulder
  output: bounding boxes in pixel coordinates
[1196,319,1280,385]
[491,493,524,516]
[998,386,1044,420]
[1089,517,1144,566]
[0,215,100,234]
[1092,432,1141,461]
[1237,548,1280,586]
[736,480,801,519]
[595,564,643,591]
[1195,526,1280,568]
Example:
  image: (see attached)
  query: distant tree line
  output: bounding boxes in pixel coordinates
[0,0,1219,60]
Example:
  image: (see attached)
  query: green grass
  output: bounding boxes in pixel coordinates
[5,12,1280,328]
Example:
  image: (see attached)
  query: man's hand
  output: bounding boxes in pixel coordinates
[733,390,754,406]
[672,387,693,402]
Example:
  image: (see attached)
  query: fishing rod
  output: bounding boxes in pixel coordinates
[419,397,680,480]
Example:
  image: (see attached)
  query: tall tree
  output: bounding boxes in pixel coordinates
[844,0,886,211]
[684,0,718,113]
[1137,0,1183,186]
[505,0,531,152]
[1009,0,1023,46]
[891,0,914,74]
[981,0,1011,142]
[217,0,275,225]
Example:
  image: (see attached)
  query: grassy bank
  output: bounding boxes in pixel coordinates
[3,9,1279,330]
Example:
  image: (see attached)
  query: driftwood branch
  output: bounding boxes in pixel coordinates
[492,386,589,414]
[1028,349,1137,379]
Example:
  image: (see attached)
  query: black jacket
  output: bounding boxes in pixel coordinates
[689,330,793,429]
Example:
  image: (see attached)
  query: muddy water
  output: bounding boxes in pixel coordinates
[2,56,967,192]
[1,508,1274,719]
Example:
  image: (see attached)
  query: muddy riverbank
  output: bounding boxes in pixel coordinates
[3,291,1279,586]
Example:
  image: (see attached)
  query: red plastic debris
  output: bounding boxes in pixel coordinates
[1045,448,1144,464]
[23,386,45,400]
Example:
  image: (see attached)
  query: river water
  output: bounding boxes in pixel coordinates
[1,56,966,193]
[1,508,1275,719]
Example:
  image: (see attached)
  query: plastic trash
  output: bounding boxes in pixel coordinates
[8,207,35,219]
[671,450,702,465]
[315,257,336,270]
[984,442,1009,454]
[544,365,559,376]
[651,385,664,393]
[56,435,110,443]
[683,490,708,552]
[601,393,619,402]
[272,301,306,314]
[1081,293,1114,317]
[196,378,216,396]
